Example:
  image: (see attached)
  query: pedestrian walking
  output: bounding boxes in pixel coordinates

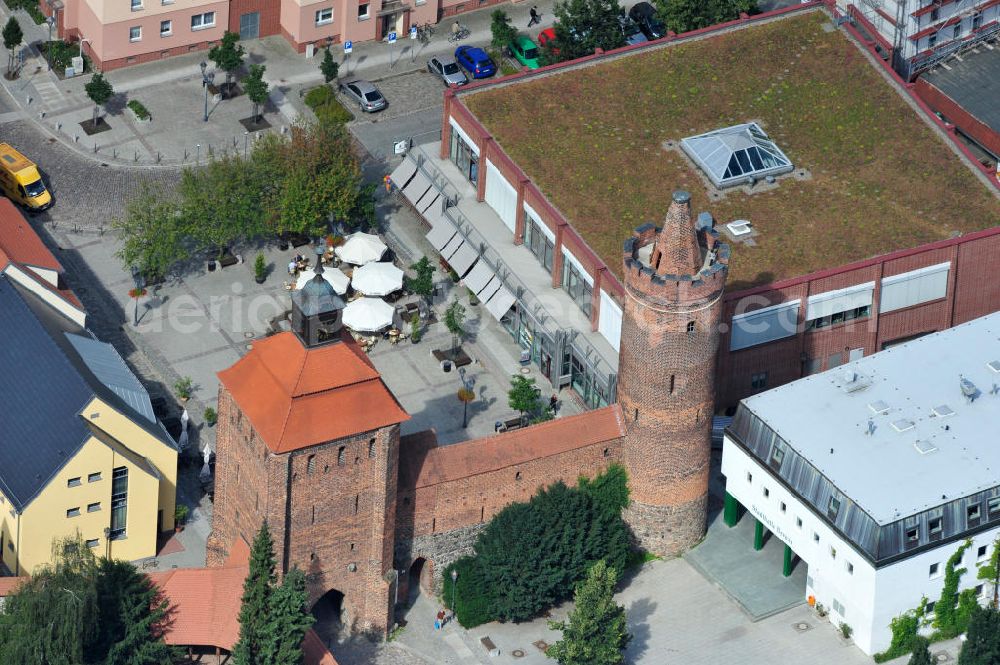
[528,6,540,27]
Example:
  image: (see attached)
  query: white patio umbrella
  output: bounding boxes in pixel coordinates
[351,261,404,296]
[343,297,395,333]
[335,232,387,265]
[295,266,350,294]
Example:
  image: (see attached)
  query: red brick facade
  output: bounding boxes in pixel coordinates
[914,77,1000,161]
[228,0,281,38]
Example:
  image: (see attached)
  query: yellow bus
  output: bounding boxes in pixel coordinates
[0,143,52,211]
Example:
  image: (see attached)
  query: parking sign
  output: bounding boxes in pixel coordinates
[410,25,418,40]
[344,40,353,54]
[388,31,397,44]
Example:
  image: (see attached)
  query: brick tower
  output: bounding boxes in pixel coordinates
[617,191,730,556]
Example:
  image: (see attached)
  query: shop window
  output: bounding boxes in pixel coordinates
[562,260,593,317]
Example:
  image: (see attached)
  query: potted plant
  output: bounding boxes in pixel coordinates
[174,376,193,402]
[203,406,217,427]
[410,315,421,344]
[254,252,267,284]
[174,504,189,532]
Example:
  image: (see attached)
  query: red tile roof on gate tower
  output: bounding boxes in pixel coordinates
[218,331,409,453]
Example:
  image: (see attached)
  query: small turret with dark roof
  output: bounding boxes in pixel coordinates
[291,247,345,347]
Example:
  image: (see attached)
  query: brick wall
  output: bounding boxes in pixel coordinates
[229,0,281,38]
[915,77,1000,158]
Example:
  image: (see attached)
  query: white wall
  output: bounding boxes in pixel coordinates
[484,160,517,234]
[721,438,998,656]
[598,290,622,352]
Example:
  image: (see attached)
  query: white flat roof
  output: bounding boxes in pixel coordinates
[742,313,1000,525]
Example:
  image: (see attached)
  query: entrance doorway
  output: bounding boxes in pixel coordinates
[407,558,430,602]
[239,12,260,40]
[378,11,405,40]
[311,588,346,642]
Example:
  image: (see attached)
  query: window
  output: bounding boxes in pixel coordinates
[905,526,919,547]
[746,472,752,483]
[830,546,837,559]
[86,539,99,548]
[110,466,128,539]
[807,305,871,330]
[311,506,315,524]
[973,12,983,30]
[368,439,376,459]
[729,300,800,351]
[162,0,174,5]
[525,215,555,273]
[353,494,359,514]
[129,26,141,41]
[191,12,215,29]
[988,497,1000,518]
[780,502,787,513]
[88,472,101,483]
[930,7,939,20]
[827,496,841,521]
[67,507,81,518]
[67,477,82,488]
[978,545,989,561]
[337,446,345,466]
[929,516,943,540]
[813,532,820,543]
[832,599,845,617]
[562,258,593,317]
[953,24,961,39]
[160,19,172,36]
[929,563,940,577]
[828,352,843,369]
[87,502,100,513]
[515,471,522,480]
[751,372,768,390]
[357,2,369,19]
[926,600,936,613]
[762,487,770,498]
[307,455,316,474]
[796,517,803,528]
[968,503,982,526]
[846,562,854,575]
[686,321,696,334]
[769,445,785,471]
[928,32,937,48]
[131,0,142,9]
[315,7,333,25]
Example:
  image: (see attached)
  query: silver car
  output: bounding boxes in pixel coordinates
[338,79,387,113]
[427,56,468,87]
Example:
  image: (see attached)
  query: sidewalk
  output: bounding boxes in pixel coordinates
[0,0,558,167]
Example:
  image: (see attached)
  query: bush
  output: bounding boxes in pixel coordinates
[40,40,91,73]
[442,557,494,628]
[303,85,335,109]
[127,99,150,120]
[313,100,353,127]
[839,622,853,639]
[203,407,217,426]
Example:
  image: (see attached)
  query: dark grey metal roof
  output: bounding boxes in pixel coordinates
[0,277,93,511]
[922,47,1000,138]
[65,333,156,423]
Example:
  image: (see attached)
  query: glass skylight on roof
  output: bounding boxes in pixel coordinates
[891,418,915,432]
[680,122,794,189]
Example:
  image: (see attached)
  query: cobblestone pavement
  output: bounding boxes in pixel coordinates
[338,70,445,124]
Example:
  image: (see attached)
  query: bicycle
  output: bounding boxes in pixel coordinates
[417,21,434,45]
[447,24,471,43]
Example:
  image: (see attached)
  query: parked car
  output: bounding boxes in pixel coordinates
[618,15,648,46]
[338,80,387,112]
[508,34,541,69]
[628,1,667,40]
[427,55,469,86]
[454,45,496,79]
[537,27,560,56]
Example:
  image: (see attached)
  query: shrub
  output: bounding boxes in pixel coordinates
[443,557,494,628]
[314,100,354,127]
[127,99,150,120]
[839,622,853,639]
[203,407,217,426]
[303,85,335,109]
[578,463,629,517]
[41,40,90,73]
[174,504,189,524]
[873,604,924,663]
[3,0,45,24]
[173,376,194,400]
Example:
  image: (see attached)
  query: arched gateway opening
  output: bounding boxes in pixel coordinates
[311,588,346,644]
[407,557,431,601]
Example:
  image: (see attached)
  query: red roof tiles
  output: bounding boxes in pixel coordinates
[400,405,625,490]
[218,332,409,453]
[0,199,62,272]
[0,576,27,596]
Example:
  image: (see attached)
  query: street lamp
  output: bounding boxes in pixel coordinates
[130,267,145,327]
[458,367,475,429]
[103,526,111,559]
[45,16,55,71]
[450,568,458,614]
[199,61,215,122]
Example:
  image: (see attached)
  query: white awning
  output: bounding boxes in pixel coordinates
[463,260,495,295]
[440,233,464,260]
[478,275,502,303]
[426,219,457,251]
[389,157,417,190]
[401,169,432,207]
[806,282,875,321]
[423,199,446,228]
[416,190,441,215]
[484,285,516,321]
[448,241,478,277]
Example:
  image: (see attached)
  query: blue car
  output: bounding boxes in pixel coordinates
[454,45,496,79]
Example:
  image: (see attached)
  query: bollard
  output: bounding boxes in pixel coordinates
[156,152,161,163]
[184,149,189,161]
[74,135,79,142]
[26,96,32,105]
[134,151,139,162]
[55,122,61,130]
[94,142,98,153]
[39,111,45,118]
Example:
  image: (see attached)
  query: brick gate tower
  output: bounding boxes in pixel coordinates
[617,191,730,556]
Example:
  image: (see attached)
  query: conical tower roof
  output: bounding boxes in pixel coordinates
[649,191,701,277]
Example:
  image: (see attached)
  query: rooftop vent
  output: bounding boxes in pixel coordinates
[913,440,938,455]
[988,360,1000,373]
[868,400,890,415]
[726,220,753,237]
[696,212,714,231]
[932,404,955,418]
[960,375,979,402]
[891,418,915,433]
[836,369,871,393]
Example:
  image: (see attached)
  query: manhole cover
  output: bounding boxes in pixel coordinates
[532,640,549,653]
[933,653,950,663]
[511,650,525,658]
[792,622,811,632]
[519,367,531,375]
[244,332,254,339]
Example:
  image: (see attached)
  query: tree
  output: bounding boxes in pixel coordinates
[406,256,436,305]
[3,16,23,78]
[244,63,268,124]
[550,0,625,62]
[490,9,518,53]
[85,72,114,126]
[319,47,339,83]
[958,604,1000,665]
[208,31,245,97]
[113,181,188,280]
[652,0,756,35]
[444,299,466,352]
[907,636,932,665]
[260,567,314,665]
[99,558,176,665]
[548,560,631,665]
[349,182,379,232]
[578,463,629,518]
[977,534,1000,608]
[233,521,278,665]
[178,157,256,259]
[508,375,541,421]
